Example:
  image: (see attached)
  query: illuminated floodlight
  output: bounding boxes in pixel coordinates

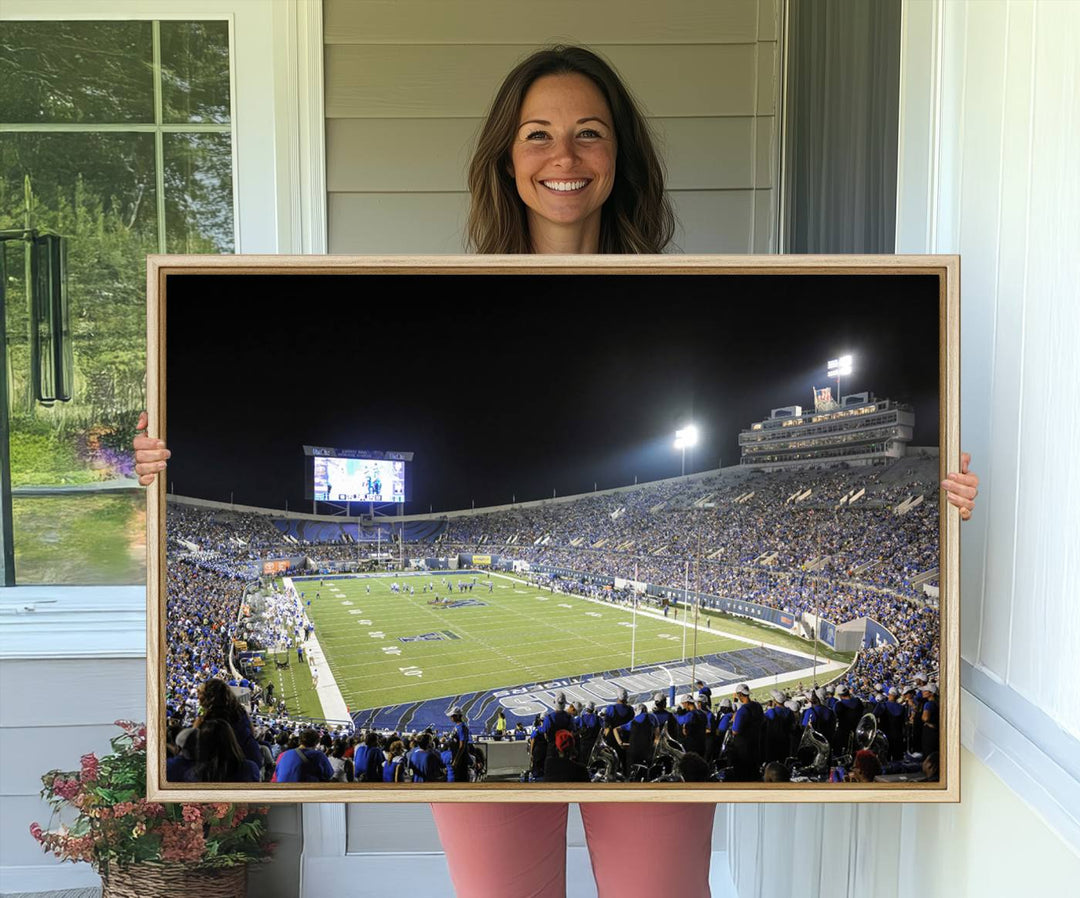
[674,425,698,476]
[827,355,853,378]
[674,425,699,450]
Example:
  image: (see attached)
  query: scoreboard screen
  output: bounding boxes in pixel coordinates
[314,456,406,503]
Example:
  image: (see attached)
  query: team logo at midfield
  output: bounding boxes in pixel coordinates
[426,598,488,610]
[399,630,461,643]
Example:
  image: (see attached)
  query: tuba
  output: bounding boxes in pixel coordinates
[587,732,624,782]
[648,725,687,782]
[854,712,889,758]
[718,724,734,762]
[794,723,831,776]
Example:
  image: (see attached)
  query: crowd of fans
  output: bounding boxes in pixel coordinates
[168,504,287,556]
[516,679,940,785]
[165,559,254,723]
[165,557,309,725]
[165,690,485,785]
[164,674,939,785]
[435,462,939,595]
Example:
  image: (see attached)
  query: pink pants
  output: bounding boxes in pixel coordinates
[431,802,715,898]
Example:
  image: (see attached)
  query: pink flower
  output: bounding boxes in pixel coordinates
[181,805,202,824]
[112,801,136,818]
[160,821,206,863]
[64,834,96,863]
[29,822,44,842]
[52,777,80,801]
[207,802,231,820]
[79,753,100,782]
[136,799,165,818]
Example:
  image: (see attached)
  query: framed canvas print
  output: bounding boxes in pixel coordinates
[146,254,959,803]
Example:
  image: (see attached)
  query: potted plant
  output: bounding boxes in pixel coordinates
[31,720,274,897]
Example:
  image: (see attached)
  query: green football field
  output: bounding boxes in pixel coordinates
[297,573,759,712]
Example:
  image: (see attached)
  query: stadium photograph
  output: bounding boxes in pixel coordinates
[154,264,950,795]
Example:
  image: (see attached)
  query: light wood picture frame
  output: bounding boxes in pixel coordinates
[146,254,959,803]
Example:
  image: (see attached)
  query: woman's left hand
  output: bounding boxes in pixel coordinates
[941,451,979,521]
[133,411,171,486]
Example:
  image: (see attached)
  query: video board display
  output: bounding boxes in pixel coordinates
[313,456,406,503]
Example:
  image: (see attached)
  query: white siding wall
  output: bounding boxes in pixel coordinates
[894,0,1080,748]
[913,0,1080,737]
[729,2,1080,894]
[324,0,781,253]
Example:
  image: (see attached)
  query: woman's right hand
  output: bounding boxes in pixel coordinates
[941,451,979,521]
[133,411,171,486]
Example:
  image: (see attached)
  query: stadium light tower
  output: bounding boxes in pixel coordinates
[674,425,699,476]
[827,354,853,405]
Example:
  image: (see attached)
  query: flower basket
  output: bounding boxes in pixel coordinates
[101,861,247,898]
[31,721,273,885]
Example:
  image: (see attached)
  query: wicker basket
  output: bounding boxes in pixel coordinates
[100,862,247,898]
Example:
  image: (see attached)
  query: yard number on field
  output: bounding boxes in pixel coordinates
[399,666,423,678]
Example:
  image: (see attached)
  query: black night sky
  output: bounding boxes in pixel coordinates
[165,273,940,513]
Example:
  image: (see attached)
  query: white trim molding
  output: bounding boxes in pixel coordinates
[895,0,944,252]
[961,673,1080,853]
[273,0,328,254]
[0,586,145,660]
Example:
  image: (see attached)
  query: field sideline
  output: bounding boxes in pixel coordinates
[291,571,841,716]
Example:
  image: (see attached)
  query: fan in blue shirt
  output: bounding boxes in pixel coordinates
[274,729,334,783]
[353,732,385,782]
[409,733,446,782]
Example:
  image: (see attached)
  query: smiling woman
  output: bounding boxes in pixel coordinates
[466,45,674,254]
[509,73,617,253]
